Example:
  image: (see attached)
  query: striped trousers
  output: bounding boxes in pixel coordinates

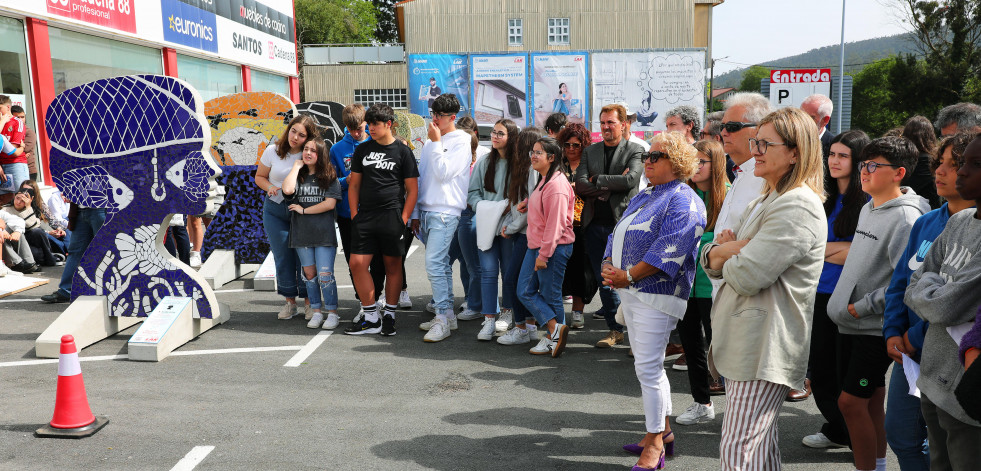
[720,379,791,470]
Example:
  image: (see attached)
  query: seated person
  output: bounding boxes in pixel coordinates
[0,199,38,273]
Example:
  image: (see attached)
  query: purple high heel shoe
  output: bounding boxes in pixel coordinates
[623,431,674,456]
[630,450,666,470]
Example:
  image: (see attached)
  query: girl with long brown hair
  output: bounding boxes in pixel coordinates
[282,137,341,330]
[255,114,320,321]
[673,139,730,427]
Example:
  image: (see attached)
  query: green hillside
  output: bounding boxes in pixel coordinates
[713,33,920,89]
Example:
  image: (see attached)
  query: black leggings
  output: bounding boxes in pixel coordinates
[678,297,713,404]
[809,291,850,445]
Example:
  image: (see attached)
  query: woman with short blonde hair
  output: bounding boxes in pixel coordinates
[701,107,827,469]
[603,131,706,470]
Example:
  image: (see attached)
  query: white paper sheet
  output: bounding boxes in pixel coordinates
[947,321,976,346]
[902,353,921,398]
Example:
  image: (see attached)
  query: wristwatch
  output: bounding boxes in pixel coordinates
[625,268,634,285]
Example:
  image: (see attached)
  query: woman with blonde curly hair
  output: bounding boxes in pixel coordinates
[700,107,827,469]
[601,131,707,470]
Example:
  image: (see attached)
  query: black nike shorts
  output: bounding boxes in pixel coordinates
[350,209,407,257]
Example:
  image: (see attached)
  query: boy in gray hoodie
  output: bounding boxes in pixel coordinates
[905,133,981,470]
[828,136,931,471]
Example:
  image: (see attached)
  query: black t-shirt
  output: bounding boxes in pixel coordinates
[591,144,618,226]
[351,139,419,212]
[285,174,342,248]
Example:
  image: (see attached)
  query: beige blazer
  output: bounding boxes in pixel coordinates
[699,186,827,388]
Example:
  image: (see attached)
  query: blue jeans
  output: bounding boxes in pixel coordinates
[58,208,106,296]
[419,211,460,313]
[48,229,71,254]
[296,246,338,311]
[457,208,481,312]
[262,198,306,298]
[585,223,621,331]
[886,363,930,470]
[0,163,28,193]
[478,236,510,315]
[518,244,572,326]
[502,233,532,324]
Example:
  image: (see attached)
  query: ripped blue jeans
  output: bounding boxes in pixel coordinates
[295,246,338,311]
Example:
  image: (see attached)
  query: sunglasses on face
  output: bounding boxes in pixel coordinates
[858,161,902,173]
[642,151,666,163]
[721,121,757,133]
[563,142,581,149]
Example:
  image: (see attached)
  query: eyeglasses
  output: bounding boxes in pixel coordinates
[721,121,757,133]
[748,138,788,155]
[697,159,711,168]
[642,151,666,163]
[699,131,712,139]
[430,112,454,120]
[858,161,902,173]
[563,142,581,149]
[529,150,548,158]
[491,131,507,138]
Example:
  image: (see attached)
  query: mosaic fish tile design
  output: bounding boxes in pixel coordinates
[46,75,221,318]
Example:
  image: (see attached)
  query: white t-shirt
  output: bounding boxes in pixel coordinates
[710,156,765,298]
[259,144,302,203]
[632,135,653,190]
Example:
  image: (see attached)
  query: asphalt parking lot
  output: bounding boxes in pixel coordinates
[1,241,894,470]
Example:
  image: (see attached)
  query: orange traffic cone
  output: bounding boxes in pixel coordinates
[35,335,108,438]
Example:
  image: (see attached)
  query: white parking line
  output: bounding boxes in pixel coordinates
[0,346,303,368]
[283,331,332,367]
[406,244,419,259]
[170,446,215,471]
[0,298,42,303]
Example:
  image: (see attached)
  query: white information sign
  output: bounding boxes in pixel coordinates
[130,296,193,344]
[769,69,832,109]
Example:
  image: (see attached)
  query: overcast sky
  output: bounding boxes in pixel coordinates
[711,0,911,74]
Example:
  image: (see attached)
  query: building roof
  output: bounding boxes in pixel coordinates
[711,87,735,99]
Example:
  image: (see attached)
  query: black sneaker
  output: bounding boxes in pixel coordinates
[41,291,70,303]
[381,314,396,336]
[11,261,34,274]
[344,318,381,335]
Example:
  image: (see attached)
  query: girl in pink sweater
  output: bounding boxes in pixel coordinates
[517,136,575,358]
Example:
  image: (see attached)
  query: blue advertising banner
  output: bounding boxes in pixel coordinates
[407,54,470,117]
[529,52,588,128]
[470,54,529,127]
[161,0,219,53]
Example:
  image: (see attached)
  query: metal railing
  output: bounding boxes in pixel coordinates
[303,43,405,65]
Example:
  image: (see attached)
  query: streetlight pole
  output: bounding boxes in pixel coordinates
[837,0,846,133]
[709,56,728,112]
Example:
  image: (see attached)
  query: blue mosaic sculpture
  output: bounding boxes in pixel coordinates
[46,75,222,318]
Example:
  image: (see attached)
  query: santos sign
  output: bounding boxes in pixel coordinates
[769,68,832,109]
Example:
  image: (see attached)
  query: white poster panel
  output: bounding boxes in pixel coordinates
[470,54,529,128]
[769,69,832,109]
[590,51,705,136]
[529,53,588,128]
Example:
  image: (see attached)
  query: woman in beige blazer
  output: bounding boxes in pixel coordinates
[699,107,828,470]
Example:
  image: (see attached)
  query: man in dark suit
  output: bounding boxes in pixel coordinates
[575,103,643,348]
[801,94,834,158]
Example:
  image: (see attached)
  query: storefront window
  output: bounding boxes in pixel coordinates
[49,27,162,96]
[177,54,241,103]
[0,16,37,176]
[251,69,289,97]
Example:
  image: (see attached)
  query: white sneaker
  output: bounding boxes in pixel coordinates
[495,308,513,334]
[802,432,848,449]
[420,315,458,331]
[277,302,297,320]
[303,303,313,320]
[477,317,496,341]
[676,402,715,425]
[322,313,340,330]
[423,318,451,342]
[564,295,573,304]
[426,300,436,313]
[570,311,584,329]
[306,311,324,329]
[457,308,482,321]
[398,290,412,309]
[189,250,202,268]
[459,301,468,312]
[529,336,555,355]
[497,327,531,345]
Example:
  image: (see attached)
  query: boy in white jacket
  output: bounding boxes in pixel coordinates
[410,94,472,342]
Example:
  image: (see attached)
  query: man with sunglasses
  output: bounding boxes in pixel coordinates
[714,93,771,245]
[575,103,644,348]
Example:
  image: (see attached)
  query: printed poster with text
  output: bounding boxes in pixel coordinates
[470,54,530,128]
[407,54,470,118]
[590,51,705,136]
[530,53,588,128]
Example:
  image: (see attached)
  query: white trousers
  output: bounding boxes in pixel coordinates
[620,290,677,433]
[720,379,790,471]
